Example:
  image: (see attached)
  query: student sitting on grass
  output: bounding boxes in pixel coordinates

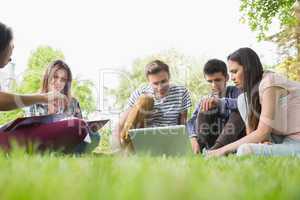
[0,22,88,152]
[25,60,82,117]
[187,59,245,154]
[25,60,100,153]
[112,60,192,152]
[207,47,300,157]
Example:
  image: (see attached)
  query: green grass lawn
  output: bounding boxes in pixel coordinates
[0,151,299,200]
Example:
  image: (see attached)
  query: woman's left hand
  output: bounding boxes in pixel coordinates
[205,148,227,158]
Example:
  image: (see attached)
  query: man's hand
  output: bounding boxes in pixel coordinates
[190,137,200,154]
[200,96,220,112]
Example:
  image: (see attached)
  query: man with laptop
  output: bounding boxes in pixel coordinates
[112,60,192,154]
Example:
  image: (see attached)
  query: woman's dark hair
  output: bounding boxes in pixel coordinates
[203,59,228,77]
[227,47,264,130]
[145,60,170,77]
[0,22,13,52]
[41,60,73,100]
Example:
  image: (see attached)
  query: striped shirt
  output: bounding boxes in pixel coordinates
[127,84,192,127]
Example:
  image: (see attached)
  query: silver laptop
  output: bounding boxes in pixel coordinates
[128,125,191,156]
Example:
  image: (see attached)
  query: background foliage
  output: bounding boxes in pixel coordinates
[240,0,300,81]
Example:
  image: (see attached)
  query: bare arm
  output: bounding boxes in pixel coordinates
[0,91,67,111]
[111,108,131,149]
[208,87,282,156]
[245,126,253,135]
[0,92,47,111]
[179,111,188,125]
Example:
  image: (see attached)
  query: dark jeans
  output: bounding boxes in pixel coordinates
[196,109,245,151]
[73,131,101,154]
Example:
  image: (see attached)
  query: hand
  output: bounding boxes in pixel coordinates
[260,141,272,145]
[190,137,200,154]
[48,102,64,114]
[200,97,220,112]
[44,91,68,105]
[205,148,226,158]
[43,91,68,114]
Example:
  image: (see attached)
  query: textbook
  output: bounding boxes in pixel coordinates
[0,114,66,132]
[0,114,109,133]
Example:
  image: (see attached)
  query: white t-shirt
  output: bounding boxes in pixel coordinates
[237,93,248,126]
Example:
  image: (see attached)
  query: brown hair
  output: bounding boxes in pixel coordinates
[145,60,170,77]
[41,59,72,100]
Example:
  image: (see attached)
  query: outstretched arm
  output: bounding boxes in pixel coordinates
[111,109,131,149]
[207,86,281,157]
[0,91,66,111]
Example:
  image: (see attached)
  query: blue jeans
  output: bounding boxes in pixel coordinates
[237,135,300,157]
[73,131,101,154]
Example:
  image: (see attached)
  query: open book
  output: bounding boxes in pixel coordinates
[0,114,109,133]
[0,114,66,132]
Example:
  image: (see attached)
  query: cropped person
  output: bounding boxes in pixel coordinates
[25,60,100,153]
[207,47,300,157]
[0,22,87,152]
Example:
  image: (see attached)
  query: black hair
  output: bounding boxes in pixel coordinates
[203,59,228,77]
[0,22,13,52]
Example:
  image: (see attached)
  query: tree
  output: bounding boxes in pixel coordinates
[72,78,96,118]
[277,57,300,80]
[240,0,296,41]
[240,0,300,81]
[18,46,65,94]
[110,49,210,117]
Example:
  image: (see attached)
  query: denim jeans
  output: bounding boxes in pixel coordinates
[196,110,245,151]
[73,131,101,154]
[237,136,300,157]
